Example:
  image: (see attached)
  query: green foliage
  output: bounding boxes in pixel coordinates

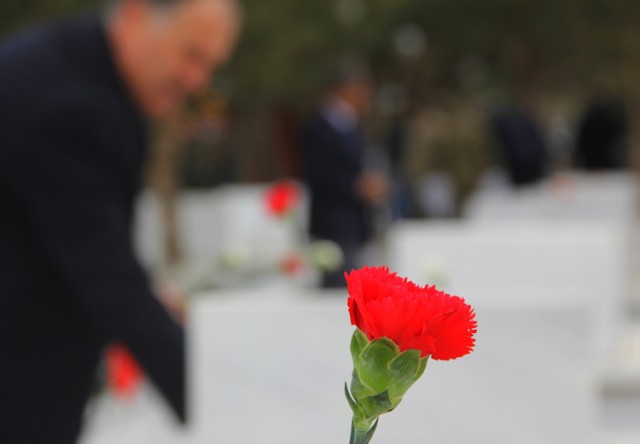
[0,0,96,37]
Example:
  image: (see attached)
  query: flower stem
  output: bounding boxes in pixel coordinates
[350,418,378,444]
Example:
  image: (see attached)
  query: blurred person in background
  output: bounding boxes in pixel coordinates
[302,62,390,288]
[489,103,548,187]
[487,41,549,188]
[404,93,489,218]
[575,79,629,171]
[0,0,239,442]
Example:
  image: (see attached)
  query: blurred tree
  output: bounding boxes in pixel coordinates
[2,0,639,103]
[4,0,640,178]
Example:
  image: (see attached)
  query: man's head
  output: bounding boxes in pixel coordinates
[108,0,240,118]
[325,61,373,119]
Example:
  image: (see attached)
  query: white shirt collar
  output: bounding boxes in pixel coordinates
[322,96,359,133]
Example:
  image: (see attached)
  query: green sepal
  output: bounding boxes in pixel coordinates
[387,349,424,403]
[349,370,386,420]
[416,354,429,379]
[350,328,370,359]
[346,328,431,443]
[354,337,399,394]
[361,390,394,415]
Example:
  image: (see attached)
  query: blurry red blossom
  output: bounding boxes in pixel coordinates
[346,267,477,360]
[280,253,305,276]
[264,181,300,217]
[106,345,143,397]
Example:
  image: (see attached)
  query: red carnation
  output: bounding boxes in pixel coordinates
[265,181,300,217]
[346,267,477,361]
[280,252,305,276]
[106,345,143,397]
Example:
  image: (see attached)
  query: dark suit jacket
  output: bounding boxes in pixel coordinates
[490,107,548,186]
[0,14,185,443]
[302,112,369,245]
[576,98,628,170]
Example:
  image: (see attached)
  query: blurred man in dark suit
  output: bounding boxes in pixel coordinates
[0,0,239,442]
[303,65,389,288]
[489,105,548,187]
[575,81,629,171]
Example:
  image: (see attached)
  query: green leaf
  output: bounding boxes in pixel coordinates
[344,382,366,419]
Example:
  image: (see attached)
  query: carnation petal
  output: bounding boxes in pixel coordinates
[345,267,477,361]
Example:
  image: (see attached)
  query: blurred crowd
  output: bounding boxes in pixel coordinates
[149,55,631,287]
[160,63,631,216]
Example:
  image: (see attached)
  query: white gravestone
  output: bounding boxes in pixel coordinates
[190,290,598,444]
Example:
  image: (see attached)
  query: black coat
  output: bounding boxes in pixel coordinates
[0,15,184,443]
[576,98,628,170]
[302,112,369,245]
[489,107,548,186]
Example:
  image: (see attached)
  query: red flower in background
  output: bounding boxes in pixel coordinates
[346,267,477,361]
[280,252,305,276]
[106,345,143,397]
[265,181,300,217]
